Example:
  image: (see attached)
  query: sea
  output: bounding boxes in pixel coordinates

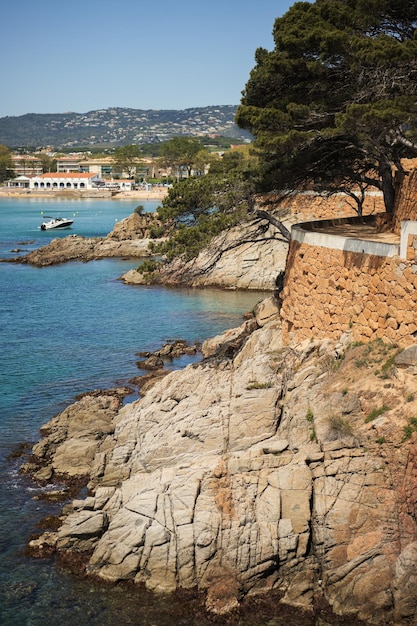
[0,196,279,626]
[0,198,356,626]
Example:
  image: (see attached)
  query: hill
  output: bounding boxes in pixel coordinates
[0,106,251,150]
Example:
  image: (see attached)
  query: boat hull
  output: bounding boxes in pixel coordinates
[40,219,74,230]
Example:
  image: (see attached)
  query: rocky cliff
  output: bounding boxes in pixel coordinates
[22,297,417,624]
[122,218,290,291]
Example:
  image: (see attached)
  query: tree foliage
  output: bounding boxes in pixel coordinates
[37,153,57,173]
[153,150,260,260]
[159,137,209,180]
[0,144,14,182]
[112,144,142,178]
[236,0,417,213]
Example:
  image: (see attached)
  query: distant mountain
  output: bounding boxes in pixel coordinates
[0,106,251,149]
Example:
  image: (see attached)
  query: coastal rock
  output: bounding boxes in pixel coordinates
[24,313,417,624]
[201,318,258,359]
[11,213,165,267]
[395,345,417,367]
[253,295,280,326]
[136,355,164,370]
[21,392,124,481]
[17,235,102,266]
[106,211,161,241]
[10,210,287,292]
[122,218,290,291]
[130,370,169,395]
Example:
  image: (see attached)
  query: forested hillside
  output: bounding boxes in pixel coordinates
[0,106,251,149]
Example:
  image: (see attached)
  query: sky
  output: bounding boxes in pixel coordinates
[1,0,293,118]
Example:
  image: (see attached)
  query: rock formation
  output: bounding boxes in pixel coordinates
[8,213,163,267]
[106,211,161,241]
[22,296,417,624]
[122,218,290,291]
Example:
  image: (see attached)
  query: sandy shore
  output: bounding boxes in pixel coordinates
[0,188,168,201]
[113,189,168,200]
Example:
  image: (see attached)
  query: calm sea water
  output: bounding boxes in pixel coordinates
[0,197,275,625]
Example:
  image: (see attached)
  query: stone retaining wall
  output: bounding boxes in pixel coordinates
[280,237,417,347]
[392,170,417,234]
[265,190,385,221]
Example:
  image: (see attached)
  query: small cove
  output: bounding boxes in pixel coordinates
[0,197,270,625]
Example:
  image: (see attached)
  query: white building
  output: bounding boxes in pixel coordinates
[104,179,134,191]
[6,175,32,189]
[56,156,82,173]
[29,172,101,190]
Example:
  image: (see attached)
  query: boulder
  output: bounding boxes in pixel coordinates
[395,345,417,366]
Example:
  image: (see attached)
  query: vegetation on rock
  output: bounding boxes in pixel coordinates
[149,149,261,261]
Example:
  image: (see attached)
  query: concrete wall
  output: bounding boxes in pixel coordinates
[280,229,417,347]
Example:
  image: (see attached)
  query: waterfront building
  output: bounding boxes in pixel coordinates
[29,172,101,190]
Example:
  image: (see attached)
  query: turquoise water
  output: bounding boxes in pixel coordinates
[0,196,154,257]
[0,198,271,625]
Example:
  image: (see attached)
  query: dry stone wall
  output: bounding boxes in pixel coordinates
[392,169,417,234]
[265,190,385,221]
[280,239,417,347]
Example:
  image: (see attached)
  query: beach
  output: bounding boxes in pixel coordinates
[0,187,168,201]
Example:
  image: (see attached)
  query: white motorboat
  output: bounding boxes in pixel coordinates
[40,216,74,231]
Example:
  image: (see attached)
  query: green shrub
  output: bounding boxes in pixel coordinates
[355,358,367,368]
[306,408,314,423]
[137,259,161,276]
[246,381,272,390]
[402,418,417,441]
[153,211,243,261]
[364,405,390,423]
[403,425,414,441]
[327,415,352,437]
[379,355,397,379]
[149,225,166,239]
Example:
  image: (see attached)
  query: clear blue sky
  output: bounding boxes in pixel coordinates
[1,0,293,118]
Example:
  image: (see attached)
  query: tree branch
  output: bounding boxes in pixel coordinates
[254,209,291,240]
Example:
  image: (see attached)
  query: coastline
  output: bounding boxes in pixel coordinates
[0,188,168,201]
[22,300,417,624]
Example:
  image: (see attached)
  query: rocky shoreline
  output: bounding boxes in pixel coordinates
[121,217,289,291]
[0,188,168,201]
[5,212,164,267]
[13,201,417,623]
[8,207,288,292]
[19,292,417,624]
[7,210,289,292]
